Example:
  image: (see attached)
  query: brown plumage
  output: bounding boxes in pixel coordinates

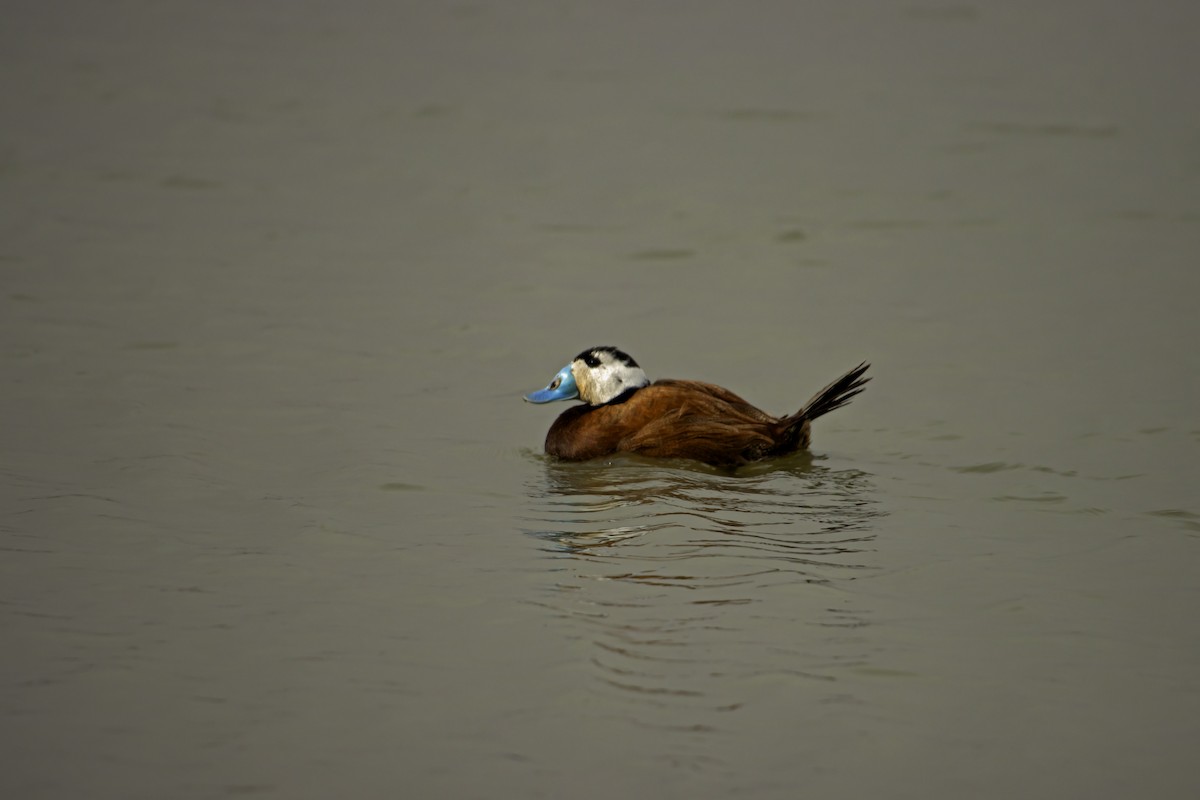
[542,362,870,468]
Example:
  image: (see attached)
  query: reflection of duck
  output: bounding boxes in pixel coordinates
[525,347,869,468]
[528,455,877,556]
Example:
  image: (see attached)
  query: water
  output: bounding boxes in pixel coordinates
[3,1,1198,797]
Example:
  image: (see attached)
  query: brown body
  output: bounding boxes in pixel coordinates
[544,364,869,468]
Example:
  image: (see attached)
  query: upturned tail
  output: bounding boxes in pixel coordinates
[769,362,870,456]
[794,361,871,423]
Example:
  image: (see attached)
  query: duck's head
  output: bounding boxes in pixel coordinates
[524,346,650,406]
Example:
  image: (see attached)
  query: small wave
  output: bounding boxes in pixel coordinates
[521,455,885,732]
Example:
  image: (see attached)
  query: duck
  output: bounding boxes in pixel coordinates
[524,346,870,467]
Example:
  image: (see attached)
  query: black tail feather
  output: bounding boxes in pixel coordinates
[794,362,870,423]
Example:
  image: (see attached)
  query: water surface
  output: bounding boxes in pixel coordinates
[2,2,1198,798]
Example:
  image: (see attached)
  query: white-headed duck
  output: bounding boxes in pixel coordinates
[524,346,869,467]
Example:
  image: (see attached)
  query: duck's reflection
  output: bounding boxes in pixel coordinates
[526,453,879,574]
[522,453,885,740]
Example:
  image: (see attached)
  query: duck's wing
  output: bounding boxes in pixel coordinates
[620,415,775,467]
[650,380,775,422]
[617,382,778,466]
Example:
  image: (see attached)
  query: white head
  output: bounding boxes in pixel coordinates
[524,346,650,406]
[571,346,650,405]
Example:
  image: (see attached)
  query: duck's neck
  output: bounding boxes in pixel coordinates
[598,383,646,407]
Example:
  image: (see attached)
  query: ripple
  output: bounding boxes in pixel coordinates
[970,120,1119,139]
[522,455,885,729]
[524,457,878,572]
[1146,508,1200,533]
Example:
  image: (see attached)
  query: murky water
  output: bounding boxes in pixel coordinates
[3,2,1199,798]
